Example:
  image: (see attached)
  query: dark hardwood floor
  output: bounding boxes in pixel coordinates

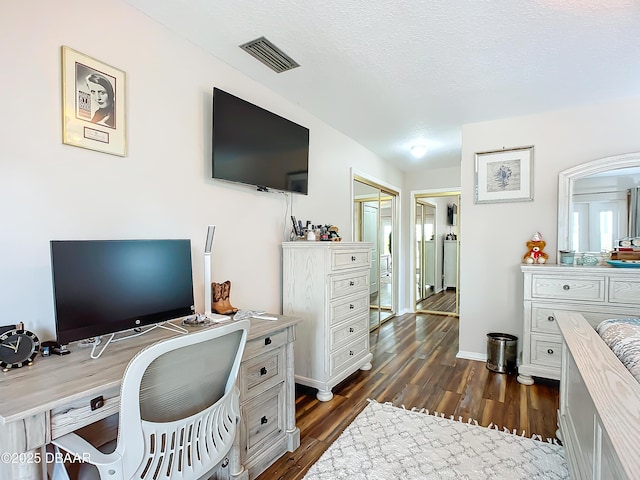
[258,312,560,480]
[416,288,457,312]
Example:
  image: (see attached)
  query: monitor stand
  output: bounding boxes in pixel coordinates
[88,320,188,359]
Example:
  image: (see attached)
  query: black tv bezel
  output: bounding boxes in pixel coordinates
[50,239,195,346]
[212,87,309,195]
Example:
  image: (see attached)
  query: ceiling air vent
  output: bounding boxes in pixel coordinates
[239,36,299,73]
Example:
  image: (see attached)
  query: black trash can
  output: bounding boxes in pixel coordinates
[486,333,517,374]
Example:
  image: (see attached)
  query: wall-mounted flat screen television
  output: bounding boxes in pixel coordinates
[50,239,194,345]
[212,87,309,194]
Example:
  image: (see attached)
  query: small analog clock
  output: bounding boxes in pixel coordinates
[0,329,40,370]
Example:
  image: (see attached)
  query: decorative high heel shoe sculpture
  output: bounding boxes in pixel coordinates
[211,280,239,315]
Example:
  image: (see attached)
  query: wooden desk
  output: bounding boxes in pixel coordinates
[0,316,300,480]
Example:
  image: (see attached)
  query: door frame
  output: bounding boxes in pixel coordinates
[411,188,461,316]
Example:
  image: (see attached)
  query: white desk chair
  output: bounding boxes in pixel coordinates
[52,320,250,480]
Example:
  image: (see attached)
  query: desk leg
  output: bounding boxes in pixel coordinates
[228,431,248,480]
[0,415,48,480]
[0,455,45,480]
[285,330,300,452]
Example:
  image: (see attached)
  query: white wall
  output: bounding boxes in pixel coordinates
[0,0,403,341]
[459,96,640,359]
[404,166,461,193]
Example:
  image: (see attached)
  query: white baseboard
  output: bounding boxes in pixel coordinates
[456,350,486,362]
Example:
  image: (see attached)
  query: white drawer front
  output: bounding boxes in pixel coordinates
[532,303,639,331]
[330,314,368,351]
[609,277,640,305]
[531,275,605,302]
[240,347,285,400]
[329,271,369,300]
[330,337,368,376]
[242,382,285,462]
[330,248,371,272]
[530,335,562,368]
[244,328,288,360]
[50,386,120,439]
[330,293,369,326]
[531,306,561,334]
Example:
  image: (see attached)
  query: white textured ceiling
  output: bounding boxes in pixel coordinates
[125,0,640,172]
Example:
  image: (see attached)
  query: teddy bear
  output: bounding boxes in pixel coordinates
[523,232,548,264]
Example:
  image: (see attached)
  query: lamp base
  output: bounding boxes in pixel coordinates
[204,312,231,323]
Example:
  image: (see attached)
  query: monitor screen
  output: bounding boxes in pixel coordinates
[212,87,309,194]
[51,240,194,345]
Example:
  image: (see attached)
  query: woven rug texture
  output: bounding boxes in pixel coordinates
[303,400,569,480]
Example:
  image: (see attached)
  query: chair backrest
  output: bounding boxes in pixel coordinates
[102,320,249,480]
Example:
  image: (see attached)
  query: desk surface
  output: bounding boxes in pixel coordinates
[0,315,299,424]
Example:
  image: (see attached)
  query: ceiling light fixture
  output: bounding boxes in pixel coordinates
[410,145,427,158]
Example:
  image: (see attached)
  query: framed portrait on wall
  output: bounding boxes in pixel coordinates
[61,46,126,156]
[474,146,534,204]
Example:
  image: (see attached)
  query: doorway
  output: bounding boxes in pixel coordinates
[413,191,460,316]
[353,176,398,331]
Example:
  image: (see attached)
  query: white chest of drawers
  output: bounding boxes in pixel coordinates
[282,241,373,401]
[519,264,640,385]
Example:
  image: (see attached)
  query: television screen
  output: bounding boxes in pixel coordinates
[212,88,309,194]
[51,240,194,345]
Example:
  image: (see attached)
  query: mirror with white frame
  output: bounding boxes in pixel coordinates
[558,152,640,260]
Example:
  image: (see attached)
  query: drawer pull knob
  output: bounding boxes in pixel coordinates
[563,284,570,290]
[349,304,354,309]
[547,348,554,355]
[351,256,356,261]
[349,327,354,333]
[547,316,555,322]
[264,337,272,346]
[90,396,104,411]
[349,281,355,286]
[260,367,267,376]
[261,416,268,425]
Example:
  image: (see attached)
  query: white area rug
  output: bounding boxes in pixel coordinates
[303,400,569,480]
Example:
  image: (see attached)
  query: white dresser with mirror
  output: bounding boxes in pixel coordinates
[519,152,640,385]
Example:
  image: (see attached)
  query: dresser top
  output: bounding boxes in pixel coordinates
[282,241,372,249]
[521,263,640,275]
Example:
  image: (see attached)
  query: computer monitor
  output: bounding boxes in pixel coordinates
[50,239,195,345]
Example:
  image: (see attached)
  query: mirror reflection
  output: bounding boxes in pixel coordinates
[570,166,640,253]
[353,179,397,331]
[414,193,460,316]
